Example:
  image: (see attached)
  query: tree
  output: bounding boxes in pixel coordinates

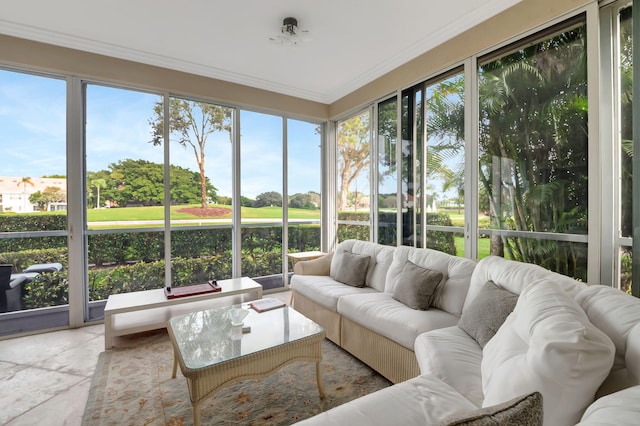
[289,192,319,209]
[477,27,588,278]
[29,186,65,211]
[253,191,282,208]
[149,98,231,208]
[90,178,106,208]
[18,176,34,212]
[97,159,214,206]
[240,196,254,207]
[337,113,370,211]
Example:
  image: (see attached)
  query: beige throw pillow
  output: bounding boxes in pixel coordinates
[437,392,543,426]
[334,251,370,287]
[458,280,518,348]
[392,260,443,310]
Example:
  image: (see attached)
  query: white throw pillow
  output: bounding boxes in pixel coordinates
[481,280,615,426]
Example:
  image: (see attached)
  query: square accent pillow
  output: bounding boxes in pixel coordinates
[392,260,444,310]
[437,392,543,426]
[334,251,370,287]
[458,280,518,348]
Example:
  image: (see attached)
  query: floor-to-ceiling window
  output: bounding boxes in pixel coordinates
[287,119,322,262]
[340,14,591,283]
[84,84,166,320]
[377,97,398,246]
[337,111,372,242]
[399,69,465,255]
[401,86,423,247]
[425,71,466,255]
[240,111,284,289]
[477,17,589,280]
[618,3,633,294]
[1,70,324,335]
[166,97,235,285]
[0,69,68,334]
[603,0,634,294]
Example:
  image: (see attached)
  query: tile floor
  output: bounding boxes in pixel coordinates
[0,290,292,425]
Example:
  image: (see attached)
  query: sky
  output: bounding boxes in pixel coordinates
[0,69,321,200]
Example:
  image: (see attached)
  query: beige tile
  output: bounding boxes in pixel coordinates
[33,334,103,378]
[0,361,26,381]
[0,367,85,425]
[0,329,100,365]
[5,377,91,426]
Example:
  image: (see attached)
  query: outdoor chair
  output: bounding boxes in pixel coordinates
[1,264,26,313]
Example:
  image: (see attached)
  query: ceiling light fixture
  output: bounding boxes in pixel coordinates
[269,17,311,46]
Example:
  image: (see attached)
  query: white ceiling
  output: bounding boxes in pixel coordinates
[0,0,521,104]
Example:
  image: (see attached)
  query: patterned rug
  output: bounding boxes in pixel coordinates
[83,330,391,425]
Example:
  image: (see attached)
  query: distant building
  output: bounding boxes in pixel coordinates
[0,176,67,212]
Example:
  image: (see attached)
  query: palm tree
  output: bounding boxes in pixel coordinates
[18,176,34,212]
[477,26,588,278]
[91,178,107,208]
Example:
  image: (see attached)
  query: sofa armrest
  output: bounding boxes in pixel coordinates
[293,252,334,276]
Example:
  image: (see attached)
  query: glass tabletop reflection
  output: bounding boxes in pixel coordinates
[168,304,323,371]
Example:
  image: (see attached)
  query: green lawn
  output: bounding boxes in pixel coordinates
[454,236,491,259]
[86,204,320,222]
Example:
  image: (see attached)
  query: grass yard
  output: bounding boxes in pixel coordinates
[454,236,491,259]
[86,204,321,222]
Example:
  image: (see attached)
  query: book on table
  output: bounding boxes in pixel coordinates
[249,297,286,313]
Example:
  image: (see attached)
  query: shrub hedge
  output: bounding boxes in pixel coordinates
[3,212,455,308]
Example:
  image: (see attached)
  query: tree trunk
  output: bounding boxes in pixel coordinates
[199,157,207,209]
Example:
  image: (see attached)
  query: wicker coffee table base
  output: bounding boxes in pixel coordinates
[171,332,326,426]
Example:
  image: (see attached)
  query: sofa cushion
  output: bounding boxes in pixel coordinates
[627,324,640,384]
[385,246,476,316]
[465,256,585,313]
[482,280,616,426]
[458,280,518,348]
[338,292,460,350]
[334,251,370,287]
[437,392,543,426]
[290,274,377,312]
[392,261,443,310]
[575,285,640,372]
[414,326,484,406]
[294,373,478,426]
[330,239,395,291]
[575,285,640,396]
[577,385,640,425]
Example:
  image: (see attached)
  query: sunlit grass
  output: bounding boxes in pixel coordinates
[454,236,491,259]
[84,204,320,222]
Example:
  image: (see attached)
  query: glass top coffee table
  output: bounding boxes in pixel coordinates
[167,303,325,426]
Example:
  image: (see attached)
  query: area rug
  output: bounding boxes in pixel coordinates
[83,330,391,425]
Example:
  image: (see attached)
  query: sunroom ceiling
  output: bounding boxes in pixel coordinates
[0,0,521,104]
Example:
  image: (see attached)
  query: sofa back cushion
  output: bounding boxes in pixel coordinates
[627,324,640,384]
[385,246,476,316]
[330,239,395,292]
[575,285,640,392]
[577,385,640,426]
[465,256,585,312]
[575,285,640,371]
[482,280,615,426]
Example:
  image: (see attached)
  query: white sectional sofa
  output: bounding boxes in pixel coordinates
[291,239,476,383]
[291,240,640,425]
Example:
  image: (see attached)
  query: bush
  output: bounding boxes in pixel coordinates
[0,248,67,272]
[338,211,456,255]
[23,271,68,309]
